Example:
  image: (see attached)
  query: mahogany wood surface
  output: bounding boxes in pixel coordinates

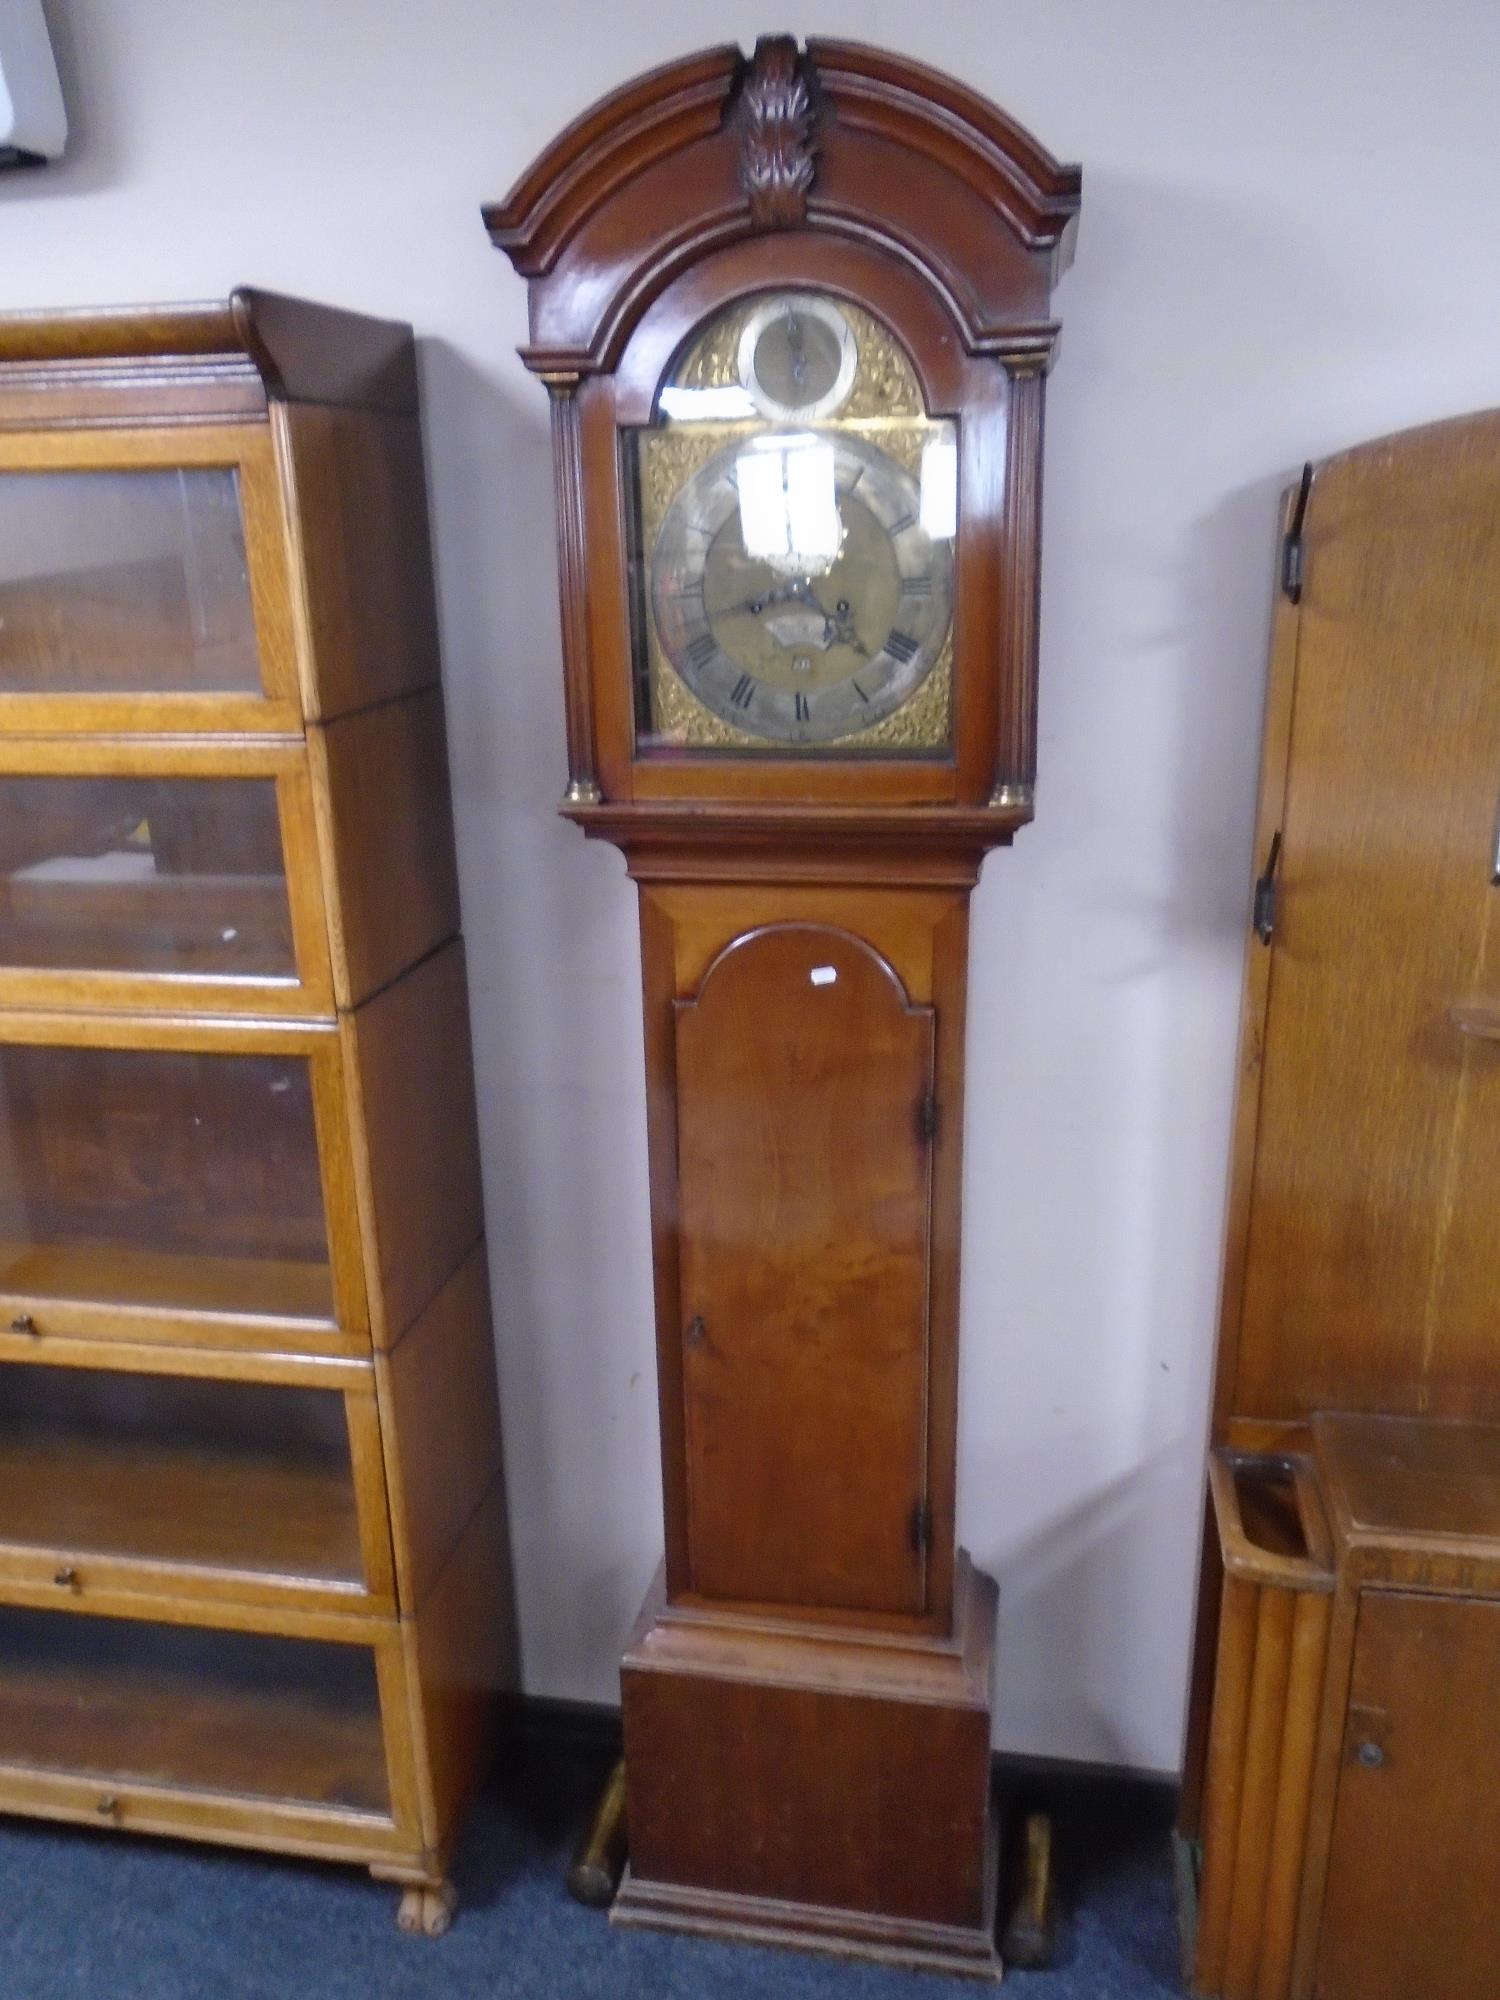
[620,1553,1000,1975]
[641,880,970,1630]
[0,297,509,1918]
[489,35,1078,1971]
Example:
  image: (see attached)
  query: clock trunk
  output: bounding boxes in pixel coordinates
[674,921,935,1615]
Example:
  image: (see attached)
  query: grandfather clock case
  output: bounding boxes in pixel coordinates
[488,40,1080,1977]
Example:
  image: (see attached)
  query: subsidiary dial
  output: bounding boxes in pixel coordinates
[737,295,858,423]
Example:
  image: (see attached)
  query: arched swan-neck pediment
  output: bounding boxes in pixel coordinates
[484,36,1081,373]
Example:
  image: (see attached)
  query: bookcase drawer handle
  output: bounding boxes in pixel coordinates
[10,1313,37,1336]
[53,1566,79,1591]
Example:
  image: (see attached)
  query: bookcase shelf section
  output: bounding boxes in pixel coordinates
[0,1037,336,1320]
[0,1358,387,1611]
[0,289,510,1926]
[0,1601,391,1817]
[0,465,262,698]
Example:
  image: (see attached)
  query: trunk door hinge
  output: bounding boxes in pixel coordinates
[1254,829,1283,945]
[1281,461,1314,602]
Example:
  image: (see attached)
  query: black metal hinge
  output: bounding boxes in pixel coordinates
[1281,462,1313,602]
[1254,829,1283,945]
[909,1498,932,1554]
[918,1092,938,1144]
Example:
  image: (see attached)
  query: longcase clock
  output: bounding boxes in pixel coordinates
[486,38,1080,1977]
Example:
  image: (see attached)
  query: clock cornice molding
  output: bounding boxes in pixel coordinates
[484,35,1080,376]
[561,798,1030,887]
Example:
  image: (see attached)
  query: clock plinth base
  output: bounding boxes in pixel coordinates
[615,1552,1001,1981]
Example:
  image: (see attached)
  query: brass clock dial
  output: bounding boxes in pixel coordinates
[649,432,953,747]
[628,290,958,754]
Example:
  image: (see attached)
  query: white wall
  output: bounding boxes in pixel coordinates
[6,0,1499,1774]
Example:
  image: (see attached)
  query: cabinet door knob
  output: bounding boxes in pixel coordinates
[1356,1739,1385,1769]
[684,1315,706,1349]
[10,1313,36,1336]
[96,1795,119,1818]
[53,1566,78,1590]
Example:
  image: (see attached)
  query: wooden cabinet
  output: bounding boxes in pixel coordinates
[1182,412,1500,1995]
[1194,1420,1500,2000]
[1316,1587,1500,2000]
[0,294,510,1934]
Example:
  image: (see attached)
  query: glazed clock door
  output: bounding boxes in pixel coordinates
[674,923,934,1615]
[626,291,958,760]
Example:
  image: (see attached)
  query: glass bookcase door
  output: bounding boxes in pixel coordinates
[0,1604,391,1816]
[0,468,260,693]
[0,774,294,978]
[0,747,333,1014]
[0,1362,378,1608]
[0,1040,343,1336]
[0,434,300,732]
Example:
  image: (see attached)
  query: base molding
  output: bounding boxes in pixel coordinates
[612,1858,1003,1982]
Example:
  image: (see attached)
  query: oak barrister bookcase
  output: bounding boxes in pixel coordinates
[0,293,509,1932]
[487,39,1080,1976]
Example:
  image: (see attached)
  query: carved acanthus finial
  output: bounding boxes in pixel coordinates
[738,36,817,228]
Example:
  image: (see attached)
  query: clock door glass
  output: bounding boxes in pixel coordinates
[624,294,958,755]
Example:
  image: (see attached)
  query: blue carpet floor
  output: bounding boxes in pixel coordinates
[0,1747,1183,1999]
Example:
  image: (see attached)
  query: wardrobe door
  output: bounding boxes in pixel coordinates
[1236,414,1500,1422]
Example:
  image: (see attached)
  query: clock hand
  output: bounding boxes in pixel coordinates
[722,576,824,618]
[785,306,808,389]
[786,582,869,655]
[727,578,872,658]
[826,612,869,656]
